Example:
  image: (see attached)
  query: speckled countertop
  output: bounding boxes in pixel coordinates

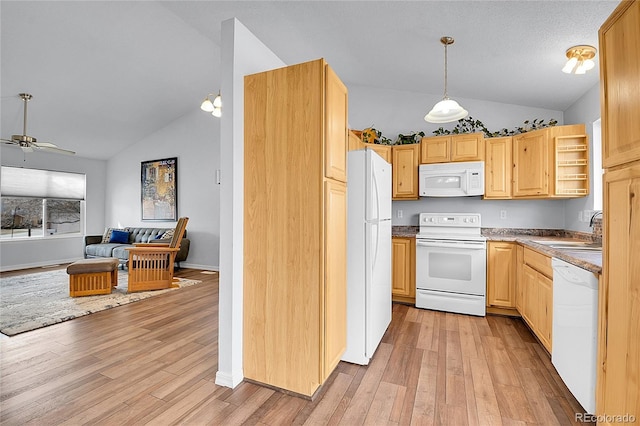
[392,226,602,274]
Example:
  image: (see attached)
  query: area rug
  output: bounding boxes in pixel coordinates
[0,268,201,336]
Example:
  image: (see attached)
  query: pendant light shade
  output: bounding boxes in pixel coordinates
[425,36,468,124]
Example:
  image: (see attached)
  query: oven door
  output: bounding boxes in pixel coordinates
[415,239,486,295]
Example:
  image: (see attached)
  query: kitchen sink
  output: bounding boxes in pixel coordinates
[532,240,602,251]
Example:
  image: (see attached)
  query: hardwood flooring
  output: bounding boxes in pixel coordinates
[0,266,585,425]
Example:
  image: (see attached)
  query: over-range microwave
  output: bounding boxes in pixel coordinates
[418,161,485,197]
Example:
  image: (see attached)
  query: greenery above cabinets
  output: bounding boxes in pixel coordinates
[432,116,559,138]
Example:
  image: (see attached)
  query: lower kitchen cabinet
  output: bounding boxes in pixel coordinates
[486,241,517,312]
[521,247,553,352]
[515,244,524,312]
[392,236,415,304]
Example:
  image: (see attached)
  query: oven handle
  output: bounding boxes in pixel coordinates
[416,240,486,250]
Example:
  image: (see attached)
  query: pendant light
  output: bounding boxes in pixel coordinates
[425,36,468,124]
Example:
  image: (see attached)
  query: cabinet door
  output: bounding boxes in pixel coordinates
[364,143,392,163]
[515,245,524,313]
[323,179,347,379]
[485,137,512,199]
[522,264,539,330]
[451,133,484,162]
[392,144,419,200]
[392,237,415,301]
[513,130,549,196]
[487,242,516,308]
[324,65,348,182]
[599,1,640,168]
[538,273,553,352]
[420,136,450,164]
[599,160,640,418]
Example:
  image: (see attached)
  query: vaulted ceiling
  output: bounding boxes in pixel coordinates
[1,1,618,160]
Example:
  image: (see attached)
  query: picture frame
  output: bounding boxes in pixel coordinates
[141,157,177,221]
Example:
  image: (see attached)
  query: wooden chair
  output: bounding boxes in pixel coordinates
[126,217,189,293]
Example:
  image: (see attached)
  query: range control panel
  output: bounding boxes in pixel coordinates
[419,213,481,228]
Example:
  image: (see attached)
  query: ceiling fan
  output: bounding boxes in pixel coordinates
[1,93,75,155]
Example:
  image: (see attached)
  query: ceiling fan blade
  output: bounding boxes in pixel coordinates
[1,138,18,144]
[33,143,75,155]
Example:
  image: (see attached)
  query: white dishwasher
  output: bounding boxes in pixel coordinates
[551,258,598,414]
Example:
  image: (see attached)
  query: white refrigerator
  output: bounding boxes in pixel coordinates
[342,148,392,365]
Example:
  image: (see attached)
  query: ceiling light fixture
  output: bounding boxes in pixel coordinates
[200,91,222,117]
[425,36,468,124]
[562,45,597,75]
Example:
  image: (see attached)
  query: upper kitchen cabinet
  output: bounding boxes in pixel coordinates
[325,65,348,182]
[485,136,513,199]
[392,144,420,200]
[348,130,365,151]
[599,0,640,168]
[420,133,484,164]
[512,124,588,198]
[363,142,392,163]
[244,58,347,397]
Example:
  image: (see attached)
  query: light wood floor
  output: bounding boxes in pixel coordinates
[0,266,585,425]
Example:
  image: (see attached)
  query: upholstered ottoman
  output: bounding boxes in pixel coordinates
[67,258,120,297]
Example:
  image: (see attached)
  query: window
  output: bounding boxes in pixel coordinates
[592,119,603,211]
[0,167,85,240]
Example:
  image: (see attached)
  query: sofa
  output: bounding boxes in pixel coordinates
[84,227,190,268]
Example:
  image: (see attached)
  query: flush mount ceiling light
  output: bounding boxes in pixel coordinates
[425,36,468,124]
[200,91,222,117]
[562,45,597,75]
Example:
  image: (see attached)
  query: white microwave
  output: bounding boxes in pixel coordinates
[418,161,485,197]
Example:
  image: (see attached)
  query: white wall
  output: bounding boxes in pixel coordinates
[348,85,568,228]
[0,147,107,271]
[216,18,285,388]
[562,83,601,233]
[392,198,566,229]
[105,109,219,270]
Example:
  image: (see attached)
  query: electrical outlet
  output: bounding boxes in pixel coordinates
[500,210,507,219]
[397,210,403,219]
[578,211,584,222]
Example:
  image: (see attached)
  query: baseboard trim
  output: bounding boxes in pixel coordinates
[0,258,78,273]
[215,370,244,388]
[180,262,219,271]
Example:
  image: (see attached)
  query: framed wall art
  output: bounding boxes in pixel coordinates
[141,157,177,221]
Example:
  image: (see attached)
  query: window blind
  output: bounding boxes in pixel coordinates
[1,166,86,200]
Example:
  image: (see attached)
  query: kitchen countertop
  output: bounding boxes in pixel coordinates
[392,226,602,275]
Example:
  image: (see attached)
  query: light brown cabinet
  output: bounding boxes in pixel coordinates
[513,130,549,196]
[244,58,347,397]
[600,0,640,168]
[392,236,415,304]
[598,2,640,420]
[484,136,513,199]
[362,142,391,163]
[392,144,420,200]
[486,242,517,309]
[358,142,419,200]
[485,124,589,199]
[348,130,365,151]
[420,133,484,164]
[515,244,524,313]
[521,247,553,352]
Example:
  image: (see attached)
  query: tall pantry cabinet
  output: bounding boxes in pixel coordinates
[243,59,348,397]
[597,0,640,422]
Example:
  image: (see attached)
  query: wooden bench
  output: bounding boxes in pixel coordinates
[67,258,120,297]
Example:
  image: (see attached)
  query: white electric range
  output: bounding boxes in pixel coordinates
[415,213,487,316]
